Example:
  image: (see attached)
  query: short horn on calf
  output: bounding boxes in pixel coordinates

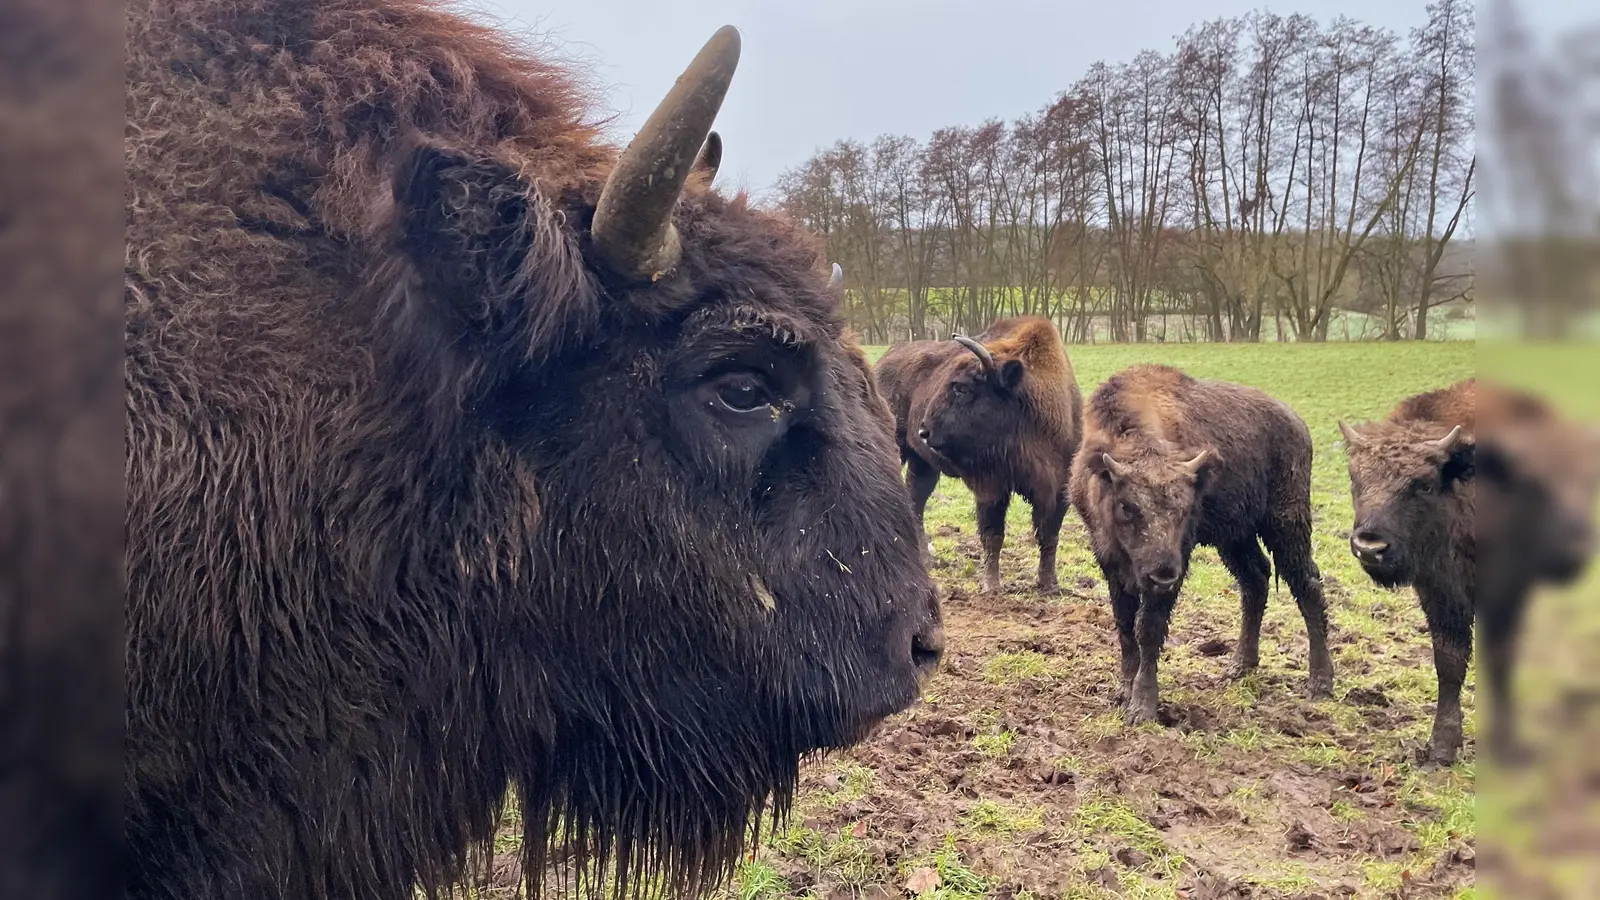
[1429,424,1463,452]
[1337,420,1367,449]
[591,26,742,284]
[1101,453,1132,479]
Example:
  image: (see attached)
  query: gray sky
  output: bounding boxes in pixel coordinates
[467,0,1568,195]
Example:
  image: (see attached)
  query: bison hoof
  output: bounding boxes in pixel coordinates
[1124,703,1161,727]
[1416,743,1460,768]
[1223,660,1257,680]
[1305,673,1334,700]
[1035,581,1061,597]
[979,580,1002,596]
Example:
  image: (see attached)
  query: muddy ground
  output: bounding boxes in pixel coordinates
[716,518,1478,900]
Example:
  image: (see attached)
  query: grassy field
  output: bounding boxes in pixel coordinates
[843,288,1477,343]
[709,341,1482,900]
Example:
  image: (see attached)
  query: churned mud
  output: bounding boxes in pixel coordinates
[478,512,1476,900]
[744,523,1475,900]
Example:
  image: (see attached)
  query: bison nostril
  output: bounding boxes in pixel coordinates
[1150,564,1180,586]
[917,427,931,442]
[911,625,945,674]
[1351,531,1388,557]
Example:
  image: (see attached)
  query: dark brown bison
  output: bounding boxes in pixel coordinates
[1340,378,1600,765]
[124,2,944,898]
[1069,365,1334,725]
[875,316,1083,594]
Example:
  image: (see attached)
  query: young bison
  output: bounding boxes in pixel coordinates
[876,317,1083,594]
[1070,365,1334,725]
[1340,378,1600,765]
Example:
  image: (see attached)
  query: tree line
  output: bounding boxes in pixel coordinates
[772,2,1476,344]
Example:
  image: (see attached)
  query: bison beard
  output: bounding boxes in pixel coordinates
[124,1,942,898]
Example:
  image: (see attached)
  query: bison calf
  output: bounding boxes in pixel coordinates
[1340,378,1600,765]
[1070,365,1334,725]
[876,316,1083,594]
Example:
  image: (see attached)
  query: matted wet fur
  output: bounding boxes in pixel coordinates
[875,317,1083,594]
[1069,364,1334,726]
[1341,378,1600,765]
[124,1,944,898]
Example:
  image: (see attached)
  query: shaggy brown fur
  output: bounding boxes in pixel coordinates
[1342,378,1600,765]
[125,2,944,898]
[875,316,1083,594]
[1070,364,1333,726]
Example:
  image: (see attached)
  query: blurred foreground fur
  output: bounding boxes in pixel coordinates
[0,0,125,897]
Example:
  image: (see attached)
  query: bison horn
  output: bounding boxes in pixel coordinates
[1337,420,1367,449]
[1181,449,1211,474]
[1101,453,1132,479]
[591,26,741,283]
[828,262,843,290]
[1429,424,1464,452]
[951,334,996,375]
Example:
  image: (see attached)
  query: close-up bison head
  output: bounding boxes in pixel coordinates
[389,22,943,872]
[1338,420,1474,589]
[1080,443,1218,597]
[912,334,1032,469]
[125,14,942,900]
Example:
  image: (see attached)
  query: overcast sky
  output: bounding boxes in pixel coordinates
[469,0,1581,196]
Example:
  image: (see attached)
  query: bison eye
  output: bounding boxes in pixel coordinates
[1414,479,1435,496]
[1117,500,1137,519]
[712,372,774,414]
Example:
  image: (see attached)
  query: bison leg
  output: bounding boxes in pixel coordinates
[1264,521,1335,699]
[1481,587,1530,765]
[1029,491,1068,594]
[906,454,941,559]
[1107,575,1141,706]
[1128,592,1175,726]
[1217,539,1271,680]
[974,489,1010,595]
[1420,594,1474,766]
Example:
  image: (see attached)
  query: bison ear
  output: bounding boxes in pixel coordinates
[393,144,544,310]
[692,130,723,183]
[998,359,1025,391]
[1188,448,1220,493]
[1440,438,1475,487]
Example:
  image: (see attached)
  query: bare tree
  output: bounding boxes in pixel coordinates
[769,6,1477,344]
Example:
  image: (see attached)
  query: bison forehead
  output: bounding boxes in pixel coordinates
[934,353,987,383]
[1345,424,1458,483]
[680,302,831,350]
[1120,476,1196,513]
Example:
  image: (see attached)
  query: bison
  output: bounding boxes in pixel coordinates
[1069,364,1334,725]
[124,2,944,898]
[875,316,1083,594]
[1340,378,1600,765]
